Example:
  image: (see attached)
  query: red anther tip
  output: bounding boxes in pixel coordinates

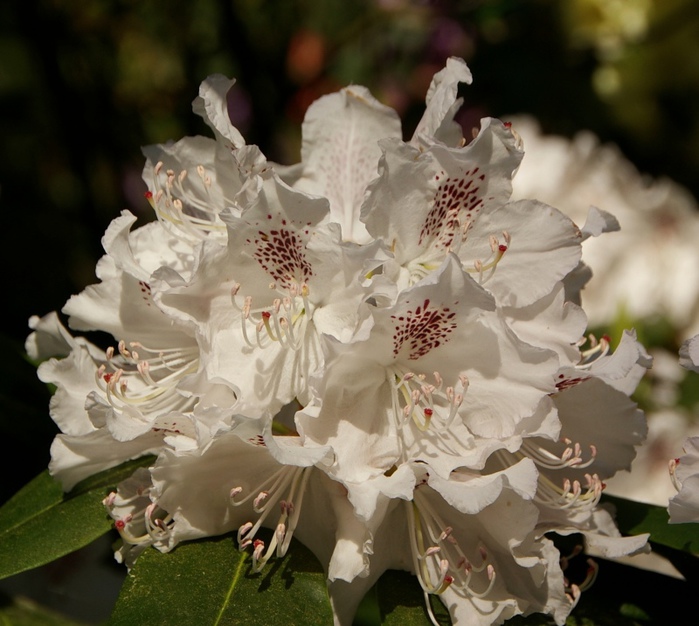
[675,458,681,464]
[498,244,508,252]
[424,408,434,417]
[602,334,610,342]
[115,520,126,530]
[503,121,512,128]
[144,191,153,199]
[261,311,271,319]
[103,373,113,383]
[253,539,264,548]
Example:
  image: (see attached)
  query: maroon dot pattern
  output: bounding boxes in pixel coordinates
[151,420,183,435]
[391,298,457,360]
[555,373,589,391]
[138,281,152,307]
[245,216,313,290]
[419,167,486,249]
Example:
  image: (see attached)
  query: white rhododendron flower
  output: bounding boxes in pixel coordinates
[668,335,699,523]
[28,58,651,626]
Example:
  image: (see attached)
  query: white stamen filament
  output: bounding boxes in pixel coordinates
[96,342,199,417]
[234,284,310,352]
[522,439,598,470]
[232,466,312,573]
[107,496,174,546]
[406,489,498,626]
[535,472,604,511]
[408,229,510,287]
[669,457,682,491]
[148,161,231,242]
[390,368,466,432]
[465,233,509,285]
[577,334,611,368]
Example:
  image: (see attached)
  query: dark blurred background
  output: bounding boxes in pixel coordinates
[2,0,699,505]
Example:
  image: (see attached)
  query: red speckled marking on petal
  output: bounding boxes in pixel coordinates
[419,168,485,249]
[246,224,313,290]
[391,298,458,360]
[555,374,589,391]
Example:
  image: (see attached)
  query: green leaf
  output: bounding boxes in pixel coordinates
[353,569,452,626]
[110,529,333,626]
[602,494,699,553]
[375,570,449,626]
[0,456,154,581]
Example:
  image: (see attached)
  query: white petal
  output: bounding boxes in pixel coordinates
[580,206,620,241]
[26,312,80,361]
[669,474,699,523]
[549,378,647,480]
[292,86,401,242]
[428,458,539,514]
[412,57,473,147]
[504,283,587,367]
[585,329,652,395]
[49,430,161,491]
[192,74,245,148]
[38,343,99,436]
[463,199,582,307]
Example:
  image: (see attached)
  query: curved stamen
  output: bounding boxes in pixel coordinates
[231,466,312,572]
[407,230,510,287]
[390,368,467,432]
[464,232,510,285]
[234,284,309,352]
[147,161,231,242]
[577,334,611,369]
[104,486,174,548]
[523,439,598,470]
[669,457,682,491]
[535,472,604,511]
[95,342,199,418]
[407,488,498,617]
[561,547,599,608]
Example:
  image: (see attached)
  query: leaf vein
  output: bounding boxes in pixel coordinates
[213,550,248,625]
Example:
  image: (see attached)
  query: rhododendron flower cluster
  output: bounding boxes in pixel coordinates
[27,58,650,625]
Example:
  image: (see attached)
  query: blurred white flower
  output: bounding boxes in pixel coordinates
[510,116,699,337]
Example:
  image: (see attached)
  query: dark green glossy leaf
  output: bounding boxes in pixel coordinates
[353,569,452,626]
[110,529,333,626]
[0,456,154,580]
[602,494,699,553]
[374,570,449,626]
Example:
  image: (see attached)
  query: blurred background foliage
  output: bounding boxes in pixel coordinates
[1,0,699,526]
